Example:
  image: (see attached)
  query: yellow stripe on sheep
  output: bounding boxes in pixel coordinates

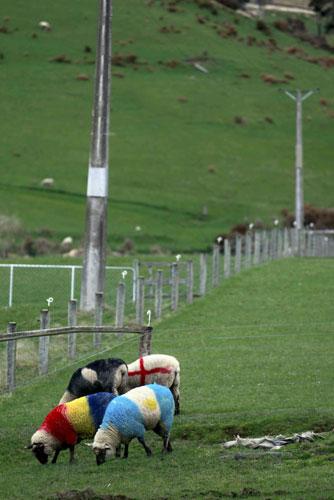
[66,397,95,438]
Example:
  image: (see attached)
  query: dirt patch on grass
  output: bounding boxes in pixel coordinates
[48,487,135,500]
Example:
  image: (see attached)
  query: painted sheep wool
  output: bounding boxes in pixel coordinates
[125,354,180,414]
[93,383,174,465]
[29,392,116,464]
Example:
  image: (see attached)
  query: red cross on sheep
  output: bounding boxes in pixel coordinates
[127,357,172,386]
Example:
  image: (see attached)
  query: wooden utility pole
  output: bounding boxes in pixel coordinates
[280,89,318,230]
[80,0,112,311]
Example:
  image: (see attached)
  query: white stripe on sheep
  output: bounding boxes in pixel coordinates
[90,384,174,465]
[123,354,180,414]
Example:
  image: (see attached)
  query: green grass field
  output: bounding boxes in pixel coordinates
[1,0,333,253]
[1,258,334,499]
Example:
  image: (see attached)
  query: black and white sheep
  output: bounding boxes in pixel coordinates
[91,384,174,465]
[59,357,128,404]
[123,354,180,414]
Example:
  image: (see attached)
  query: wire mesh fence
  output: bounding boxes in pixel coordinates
[0,264,135,310]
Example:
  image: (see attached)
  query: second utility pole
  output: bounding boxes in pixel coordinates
[280,88,318,230]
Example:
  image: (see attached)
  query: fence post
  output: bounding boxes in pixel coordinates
[245,232,252,269]
[254,231,261,265]
[224,239,231,279]
[212,245,220,287]
[67,299,77,359]
[262,231,268,263]
[186,260,193,304]
[199,253,207,296]
[139,327,153,357]
[133,259,139,302]
[148,265,153,297]
[283,228,289,257]
[6,322,17,391]
[136,277,144,324]
[115,282,125,334]
[155,270,163,319]
[277,228,283,258]
[94,292,103,350]
[38,309,50,376]
[235,235,241,274]
[269,228,277,260]
[171,263,179,312]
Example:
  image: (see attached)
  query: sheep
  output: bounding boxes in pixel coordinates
[40,178,54,187]
[123,354,180,414]
[26,392,117,464]
[91,383,174,465]
[39,21,51,31]
[59,357,128,404]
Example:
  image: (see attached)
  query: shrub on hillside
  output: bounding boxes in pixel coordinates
[281,204,334,229]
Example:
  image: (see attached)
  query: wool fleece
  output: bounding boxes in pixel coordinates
[39,392,116,446]
[100,384,174,440]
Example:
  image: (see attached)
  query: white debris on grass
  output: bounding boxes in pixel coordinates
[222,431,325,451]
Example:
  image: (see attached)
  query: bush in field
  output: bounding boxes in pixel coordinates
[281,204,334,229]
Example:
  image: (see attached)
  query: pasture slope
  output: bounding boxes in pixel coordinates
[1,258,334,500]
[1,0,334,252]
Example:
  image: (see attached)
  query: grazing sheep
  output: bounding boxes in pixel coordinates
[59,358,128,404]
[26,392,117,464]
[40,178,54,187]
[123,354,180,414]
[91,384,174,465]
[39,21,51,31]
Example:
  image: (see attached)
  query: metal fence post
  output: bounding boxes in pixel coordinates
[38,309,50,376]
[94,292,103,350]
[186,260,193,304]
[67,299,77,359]
[155,270,163,319]
[6,322,17,391]
[213,245,220,287]
[136,277,144,324]
[283,227,289,257]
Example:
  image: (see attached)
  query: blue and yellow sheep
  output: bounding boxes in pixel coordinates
[26,392,117,464]
[91,383,174,465]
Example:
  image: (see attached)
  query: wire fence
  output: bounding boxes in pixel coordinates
[0,264,136,309]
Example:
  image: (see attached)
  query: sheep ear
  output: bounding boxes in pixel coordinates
[85,443,94,447]
[24,444,33,449]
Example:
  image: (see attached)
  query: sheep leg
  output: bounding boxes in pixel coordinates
[170,382,180,415]
[138,437,152,457]
[115,445,121,458]
[69,446,75,464]
[123,444,129,458]
[163,437,173,454]
[51,449,60,464]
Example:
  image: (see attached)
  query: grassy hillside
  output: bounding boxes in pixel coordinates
[1,0,334,253]
[1,259,334,499]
